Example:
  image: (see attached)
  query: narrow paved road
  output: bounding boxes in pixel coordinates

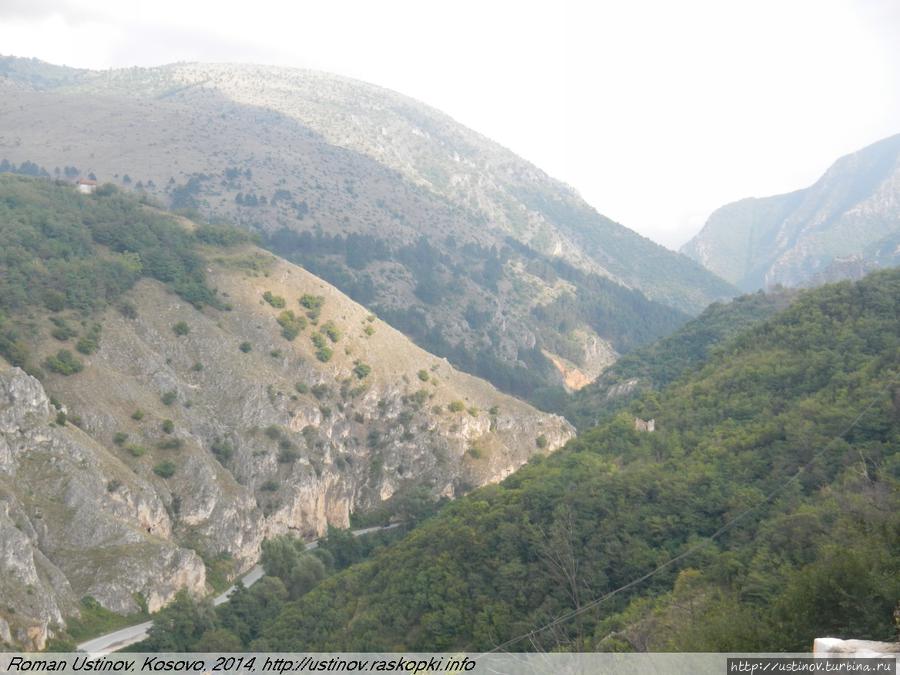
[76,524,400,654]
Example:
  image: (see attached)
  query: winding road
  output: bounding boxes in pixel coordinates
[76,524,400,654]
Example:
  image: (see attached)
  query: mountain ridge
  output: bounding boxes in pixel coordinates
[682,133,900,290]
[0,55,735,404]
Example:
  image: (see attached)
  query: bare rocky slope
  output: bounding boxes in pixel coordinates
[682,133,900,291]
[0,190,572,650]
[0,57,735,400]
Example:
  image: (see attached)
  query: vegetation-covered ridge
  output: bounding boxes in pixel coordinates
[0,173,247,374]
[217,269,899,652]
[563,287,798,428]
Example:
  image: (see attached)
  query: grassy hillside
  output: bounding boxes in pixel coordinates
[0,175,573,649]
[178,269,900,653]
[0,56,737,408]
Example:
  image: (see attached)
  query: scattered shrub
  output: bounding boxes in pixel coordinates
[131,409,145,421]
[239,341,252,353]
[153,461,176,478]
[45,349,84,375]
[321,321,342,343]
[311,333,333,362]
[260,480,279,492]
[50,317,77,341]
[75,324,101,354]
[161,390,177,406]
[276,310,306,340]
[55,411,67,425]
[172,321,190,336]
[126,444,147,457]
[113,432,129,446]
[299,294,325,321]
[448,400,465,413]
[263,291,286,308]
[417,369,429,382]
[535,434,548,449]
[353,362,372,379]
[161,419,174,434]
[211,438,234,462]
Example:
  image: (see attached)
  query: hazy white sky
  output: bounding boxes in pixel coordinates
[1,0,898,249]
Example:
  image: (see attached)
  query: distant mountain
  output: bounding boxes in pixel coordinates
[682,134,900,291]
[0,56,735,403]
[0,175,572,649]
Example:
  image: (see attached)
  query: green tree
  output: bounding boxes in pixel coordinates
[141,591,216,651]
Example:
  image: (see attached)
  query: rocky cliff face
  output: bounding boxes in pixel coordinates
[0,244,574,649]
[0,366,206,650]
[682,134,900,291]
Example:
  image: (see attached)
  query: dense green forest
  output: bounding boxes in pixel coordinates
[564,287,798,428]
[130,526,413,652]
[0,174,247,374]
[141,269,899,652]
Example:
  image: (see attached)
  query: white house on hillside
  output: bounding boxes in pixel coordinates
[76,178,97,194]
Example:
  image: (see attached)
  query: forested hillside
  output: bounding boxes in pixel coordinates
[144,269,900,652]
[563,287,797,428]
[0,175,245,382]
